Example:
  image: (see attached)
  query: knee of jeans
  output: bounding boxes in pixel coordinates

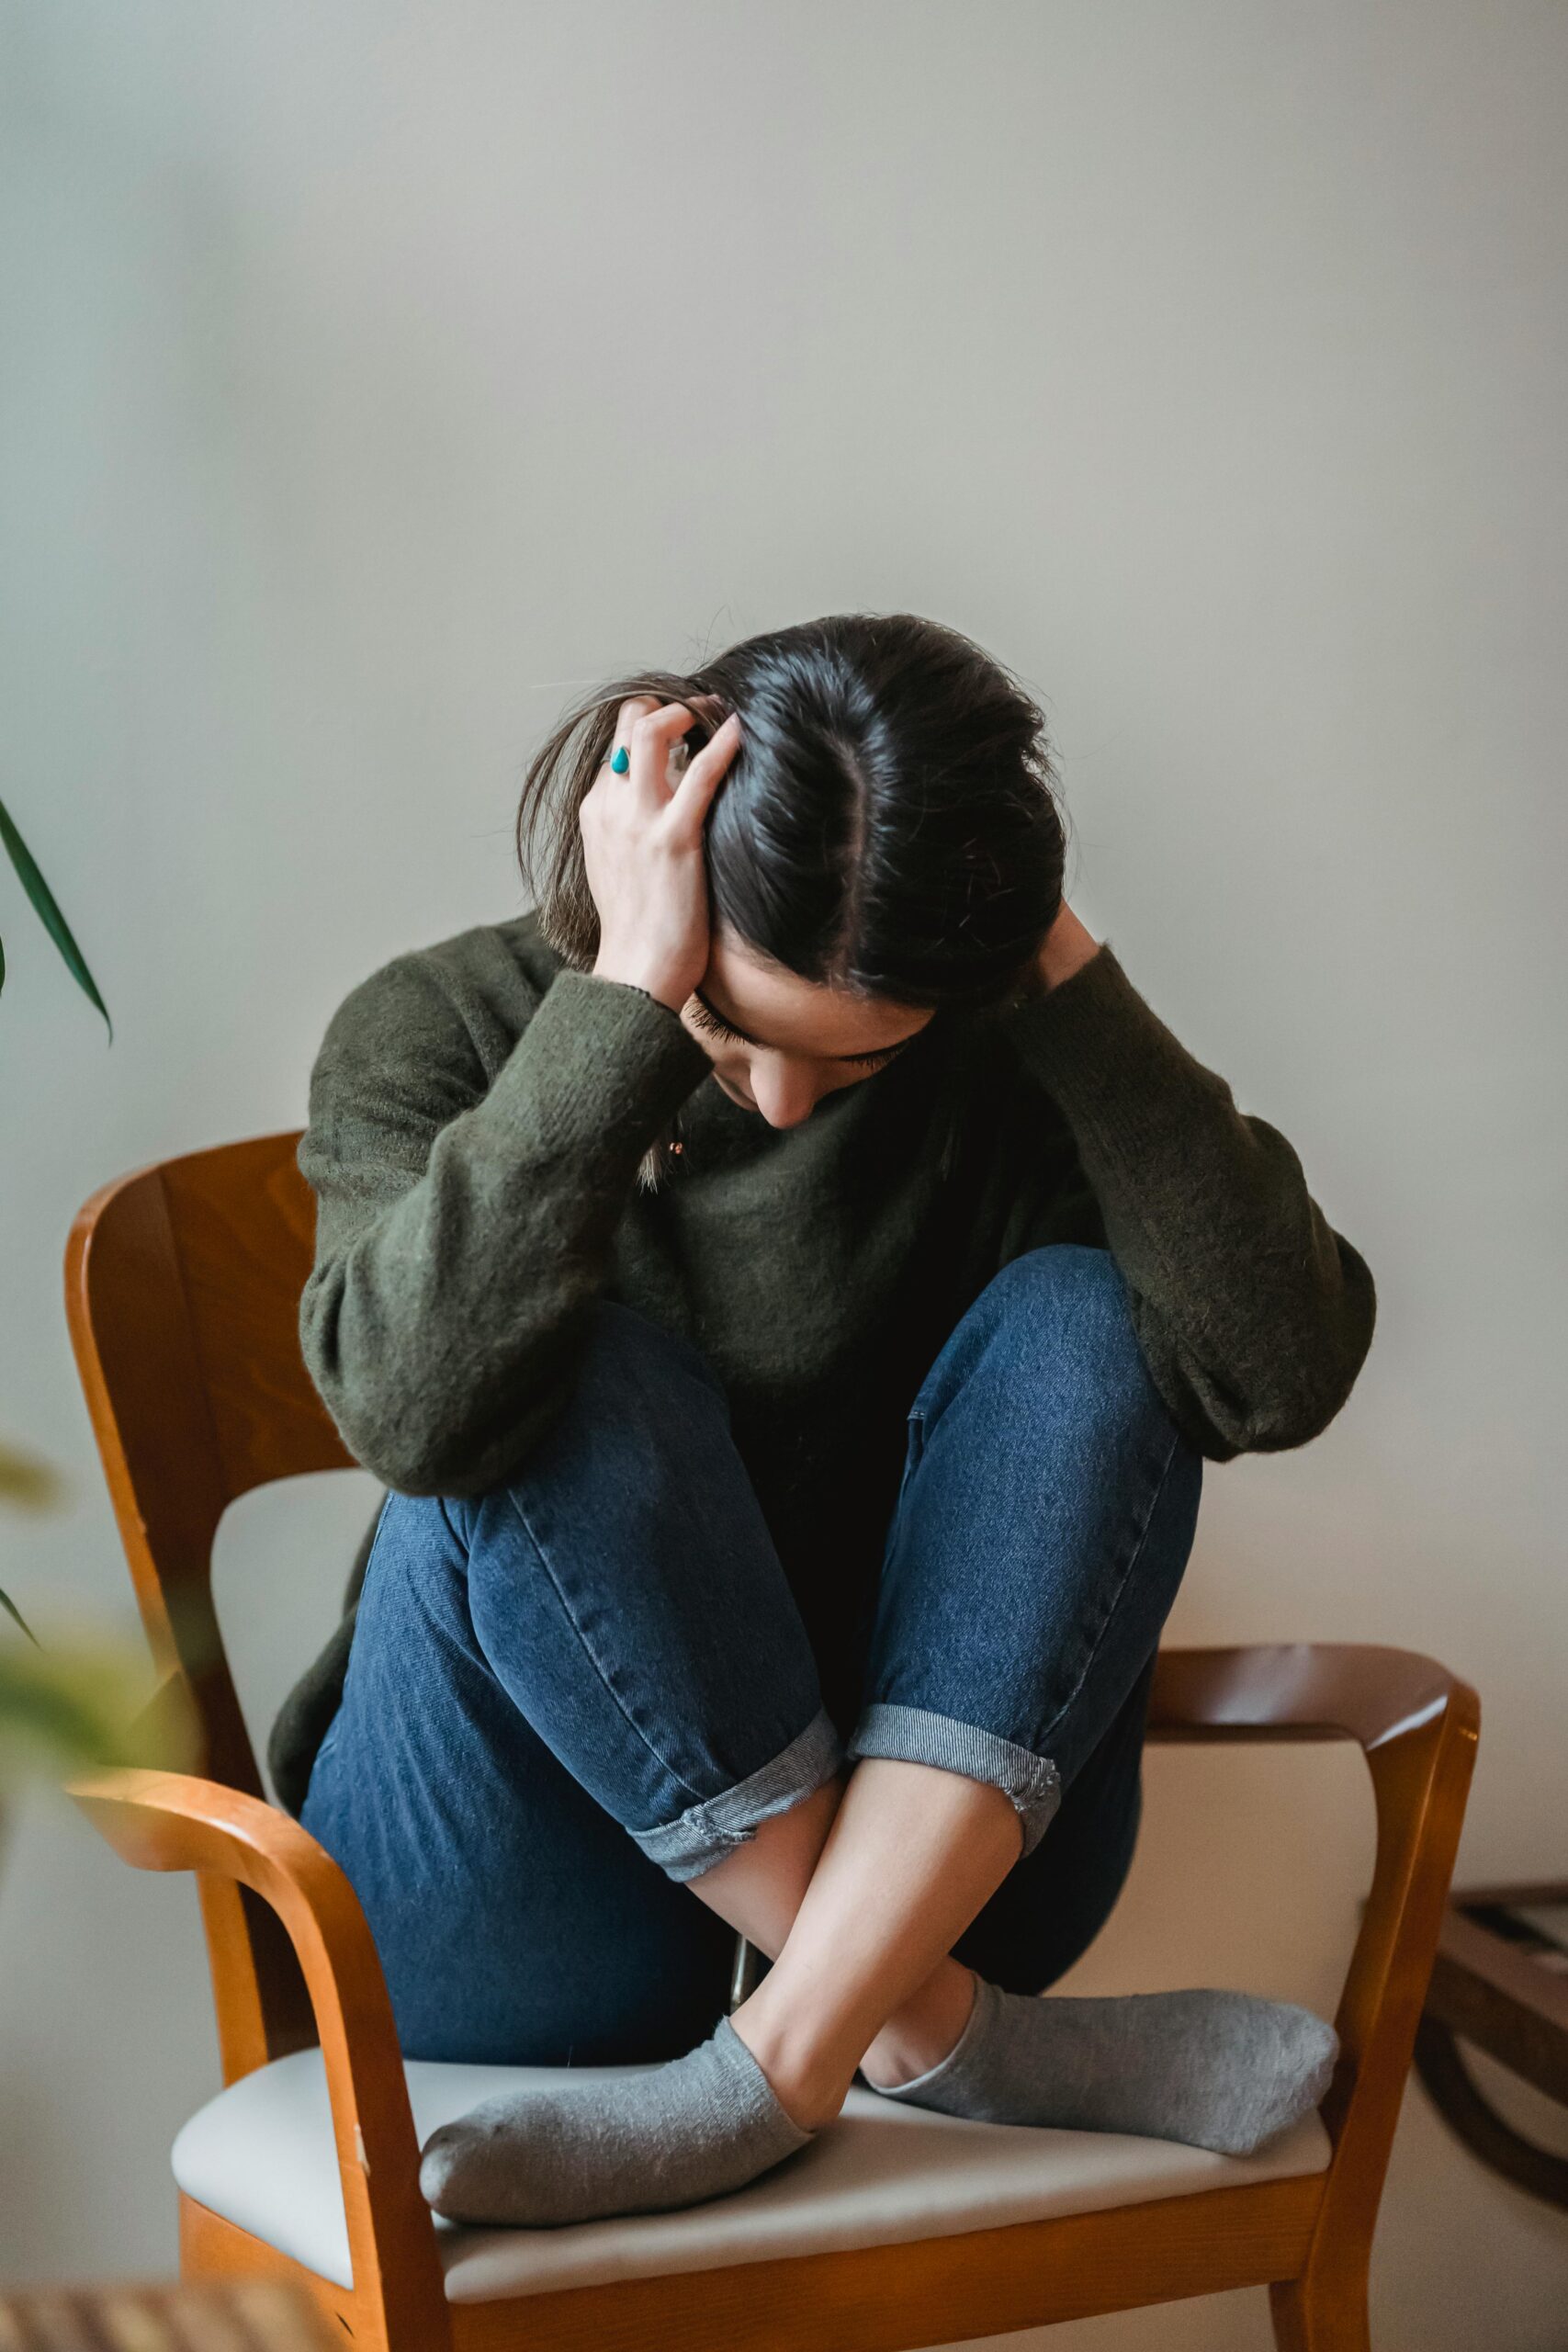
[971,1245,1177,1442]
[575,1299,729,1409]
[353,1487,464,1617]
[445,1300,731,1532]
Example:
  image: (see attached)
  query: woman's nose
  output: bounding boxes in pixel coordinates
[750,1060,819,1128]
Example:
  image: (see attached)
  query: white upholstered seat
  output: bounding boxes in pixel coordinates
[172,2050,1331,2303]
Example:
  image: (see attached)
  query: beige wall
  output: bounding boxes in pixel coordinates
[2,2,1565,2340]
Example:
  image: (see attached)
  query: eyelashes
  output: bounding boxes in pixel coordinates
[687,994,900,1069]
[687,996,744,1046]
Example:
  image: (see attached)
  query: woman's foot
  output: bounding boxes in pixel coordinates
[863,1975,1338,2157]
[419,2016,814,2227]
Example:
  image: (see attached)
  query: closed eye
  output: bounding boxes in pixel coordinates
[687,993,908,1069]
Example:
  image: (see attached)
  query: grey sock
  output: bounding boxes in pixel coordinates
[871,1979,1337,2157]
[419,2016,814,2227]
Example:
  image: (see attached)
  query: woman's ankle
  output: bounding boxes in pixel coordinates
[860,1962,978,2092]
[730,1953,981,2118]
[727,1996,858,2132]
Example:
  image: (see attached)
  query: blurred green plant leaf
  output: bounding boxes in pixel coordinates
[0,1585,41,1646]
[0,1625,199,1789]
[0,1437,64,1513]
[0,796,111,1038]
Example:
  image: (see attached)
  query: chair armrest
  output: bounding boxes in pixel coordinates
[69,1767,448,2343]
[1148,1640,1470,1751]
[1147,1643,1480,2272]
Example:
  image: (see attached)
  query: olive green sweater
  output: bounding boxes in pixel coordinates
[267,911,1375,1816]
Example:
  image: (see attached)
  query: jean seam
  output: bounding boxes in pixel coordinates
[492,1486,714,1806]
[884,1339,1190,1766]
[1030,1414,1187,1759]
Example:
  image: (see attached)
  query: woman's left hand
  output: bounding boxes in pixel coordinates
[1036,902,1101,992]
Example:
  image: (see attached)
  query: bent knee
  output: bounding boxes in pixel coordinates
[965,1246,1181,1441]
[579,1299,728,1398]
[986,1245,1143,1369]
[441,1300,732,1534]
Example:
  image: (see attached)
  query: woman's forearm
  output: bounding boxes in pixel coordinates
[299,957,710,1495]
[999,932,1376,1457]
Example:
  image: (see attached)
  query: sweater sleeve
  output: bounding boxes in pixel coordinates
[296,954,711,1496]
[995,944,1376,1461]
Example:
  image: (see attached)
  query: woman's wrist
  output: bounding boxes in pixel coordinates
[590,956,689,1015]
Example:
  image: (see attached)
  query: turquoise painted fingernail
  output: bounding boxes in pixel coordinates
[610,745,630,773]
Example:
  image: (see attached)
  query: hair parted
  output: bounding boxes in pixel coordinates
[513,611,1071,1187]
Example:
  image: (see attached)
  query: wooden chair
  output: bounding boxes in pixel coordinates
[62,1133,1479,2352]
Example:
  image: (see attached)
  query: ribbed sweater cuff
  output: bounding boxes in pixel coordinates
[495,967,711,1160]
[996,943,1232,1157]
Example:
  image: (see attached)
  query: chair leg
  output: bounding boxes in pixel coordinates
[1269,2264,1371,2352]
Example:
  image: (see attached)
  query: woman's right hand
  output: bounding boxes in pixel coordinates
[582,695,741,1012]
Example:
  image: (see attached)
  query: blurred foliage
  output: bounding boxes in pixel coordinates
[0,1621,199,1789]
[0,794,174,1800]
[0,1437,65,1513]
[0,793,111,1034]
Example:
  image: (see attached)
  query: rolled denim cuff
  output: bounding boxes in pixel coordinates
[629,1707,845,1884]
[847,1703,1063,1857]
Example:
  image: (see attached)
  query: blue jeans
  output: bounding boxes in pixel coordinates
[300,1244,1202,2064]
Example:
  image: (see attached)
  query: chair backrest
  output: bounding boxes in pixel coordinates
[66,1132,346,2064]
[66,1131,347,1793]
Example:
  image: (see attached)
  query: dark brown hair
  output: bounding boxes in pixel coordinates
[515,611,1069,1183]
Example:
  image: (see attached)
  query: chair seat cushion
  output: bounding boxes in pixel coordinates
[172,2049,1331,2303]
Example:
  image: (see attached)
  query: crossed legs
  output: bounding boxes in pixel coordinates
[303,1248,1336,2226]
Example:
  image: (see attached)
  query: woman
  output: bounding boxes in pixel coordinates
[276,611,1375,2230]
